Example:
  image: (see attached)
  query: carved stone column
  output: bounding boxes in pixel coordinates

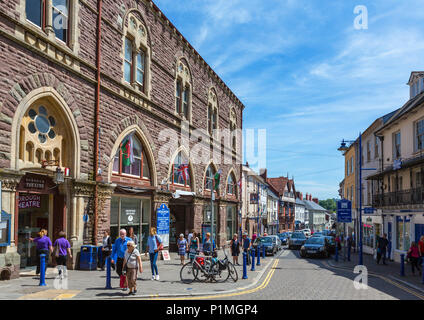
[192,198,205,234]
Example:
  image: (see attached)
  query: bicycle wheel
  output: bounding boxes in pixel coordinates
[180,262,196,284]
[228,262,238,282]
[193,261,208,282]
[214,263,230,283]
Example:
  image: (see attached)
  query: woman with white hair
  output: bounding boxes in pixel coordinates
[123,241,142,295]
[177,234,188,265]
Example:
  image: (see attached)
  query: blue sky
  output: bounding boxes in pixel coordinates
[154,0,424,200]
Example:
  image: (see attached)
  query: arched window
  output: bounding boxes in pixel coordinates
[205,164,216,191]
[227,172,237,195]
[207,89,218,135]
[113,134,151,180]
[122,13,149,94]
[170,152,191,187]
[18,101,70,169]
[175,60,191,120]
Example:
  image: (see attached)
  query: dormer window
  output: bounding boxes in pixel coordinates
[409,72,424,99]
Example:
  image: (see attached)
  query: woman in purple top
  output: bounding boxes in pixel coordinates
[29,229,53,275]
[53,231,72,276]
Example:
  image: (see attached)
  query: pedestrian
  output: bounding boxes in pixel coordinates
[189,232,199,262]
[202,232,215,256]
[122,241,142,296]
[29,229,53,275]
[335,235,342,252]
[187,229,194,259]
[145,227,162,281]
[252,232,257,242]
[177,234,188,265]
[242,233,251,265]
[407,241,422,276]
[376,233,389,265]
[53,231,72,277]
[111,229,132,291]
[128,227,138,246]
[101,230,112,271]
[418,235,424,266]
[230,234,240,265]
[346,233,352,261]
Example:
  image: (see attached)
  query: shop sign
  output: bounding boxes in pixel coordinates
[18,194,41,209]
[24,177,45,190]
[337,199,352,223]
[161,250,171,261]
[125,209,136,223]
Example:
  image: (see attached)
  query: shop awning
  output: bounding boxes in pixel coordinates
[115,185,154,195]
[172,190,196,199]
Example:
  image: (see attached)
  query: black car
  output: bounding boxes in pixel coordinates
[253,236,278,256]
[288,232,307,249]
[300,236,331,258]
[278,232,291,245]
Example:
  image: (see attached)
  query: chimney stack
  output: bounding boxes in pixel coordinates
[312,197,319,204]
[260,168,267,180]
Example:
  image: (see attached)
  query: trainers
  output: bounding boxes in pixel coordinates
[122,287,128,291]
[151,276,155,280]
[155,275,160,281]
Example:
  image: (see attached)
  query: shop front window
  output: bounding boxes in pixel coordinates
[109,196,151,252]
[226,205,236,240]
[202,204,217,242]
[396,217,411,251]
[363,223,374,247]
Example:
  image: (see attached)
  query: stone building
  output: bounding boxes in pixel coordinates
[0,0,244,278]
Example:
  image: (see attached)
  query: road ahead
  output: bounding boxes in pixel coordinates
[187,248,424,300]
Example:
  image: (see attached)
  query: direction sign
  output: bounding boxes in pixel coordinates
[337,199,352,223]
[363,207,375,214]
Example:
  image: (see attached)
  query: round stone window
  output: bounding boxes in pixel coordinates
[27,107,56,144]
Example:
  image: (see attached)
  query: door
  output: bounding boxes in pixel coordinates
[388,222,392,259]
[415,224,424,243]
[53,195,66,242]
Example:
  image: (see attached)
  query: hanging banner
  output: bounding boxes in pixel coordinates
[156,204,170,247]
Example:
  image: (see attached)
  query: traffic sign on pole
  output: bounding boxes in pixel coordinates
[337,199,352,223]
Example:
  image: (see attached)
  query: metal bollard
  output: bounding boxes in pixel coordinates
[422,258,424,284]
[400,254,405,277]
[347,245,351,262]
[251,248,256,271]
[39,254,47,286]
[105,256,112,289]
[262,245,266,259]
[335,245,338,262]
[242,252,248,279]
[256,247,261,266]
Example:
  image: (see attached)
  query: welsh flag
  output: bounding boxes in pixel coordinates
[214,169,222,191]
[121,133,134,167]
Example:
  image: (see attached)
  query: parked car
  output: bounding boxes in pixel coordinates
[321,230,335,237]
[301,229,311,238]
[278,232,291,245]
[324,236,336,254]
[288,232,307,250]
[270,235,282,251]
[311,232,323,238]
[253,236,278,256]
[300,236,331,258]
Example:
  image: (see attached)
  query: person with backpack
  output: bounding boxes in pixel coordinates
[145,227,162,281]
[122,241,142,295]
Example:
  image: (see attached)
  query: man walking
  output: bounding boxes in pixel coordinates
[111,229,132,290]
[376,233,389,265]
[242,233,251,265]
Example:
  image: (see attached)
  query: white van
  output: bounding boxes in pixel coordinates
[301,229,311,238]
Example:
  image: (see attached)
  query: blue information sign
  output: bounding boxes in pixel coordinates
[337,199,352,223]
[363,207,375,214]
[156,204,170,235]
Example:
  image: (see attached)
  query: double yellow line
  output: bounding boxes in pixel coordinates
[150,258,280,300]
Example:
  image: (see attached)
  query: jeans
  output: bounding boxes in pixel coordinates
[376,248,387,264]
[410,257,421,274]
[149,252,159,276]
[36,249,49,275]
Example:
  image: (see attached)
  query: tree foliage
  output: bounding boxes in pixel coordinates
[319,198,337,212]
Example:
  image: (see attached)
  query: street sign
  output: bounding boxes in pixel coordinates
[363,207,375,214]
[157,204,170,247]
[337,199,352,223]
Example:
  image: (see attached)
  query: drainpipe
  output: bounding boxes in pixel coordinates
[93,0,102,245]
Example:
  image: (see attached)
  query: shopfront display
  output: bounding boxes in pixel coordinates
[110,196,151,252]
[226,205,237,240]
[396,216,411,251]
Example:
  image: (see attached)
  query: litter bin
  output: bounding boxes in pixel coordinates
[79,245,98,270]
[97,246,103,268]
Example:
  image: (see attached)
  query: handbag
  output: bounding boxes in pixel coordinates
[155,235,164,251]
[54,242,60,258]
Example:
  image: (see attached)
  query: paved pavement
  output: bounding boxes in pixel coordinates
[328,251,424,293]
[0,249,277,300]
[3,247,424,300]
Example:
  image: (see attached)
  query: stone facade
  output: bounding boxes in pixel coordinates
[0,0,244,277]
